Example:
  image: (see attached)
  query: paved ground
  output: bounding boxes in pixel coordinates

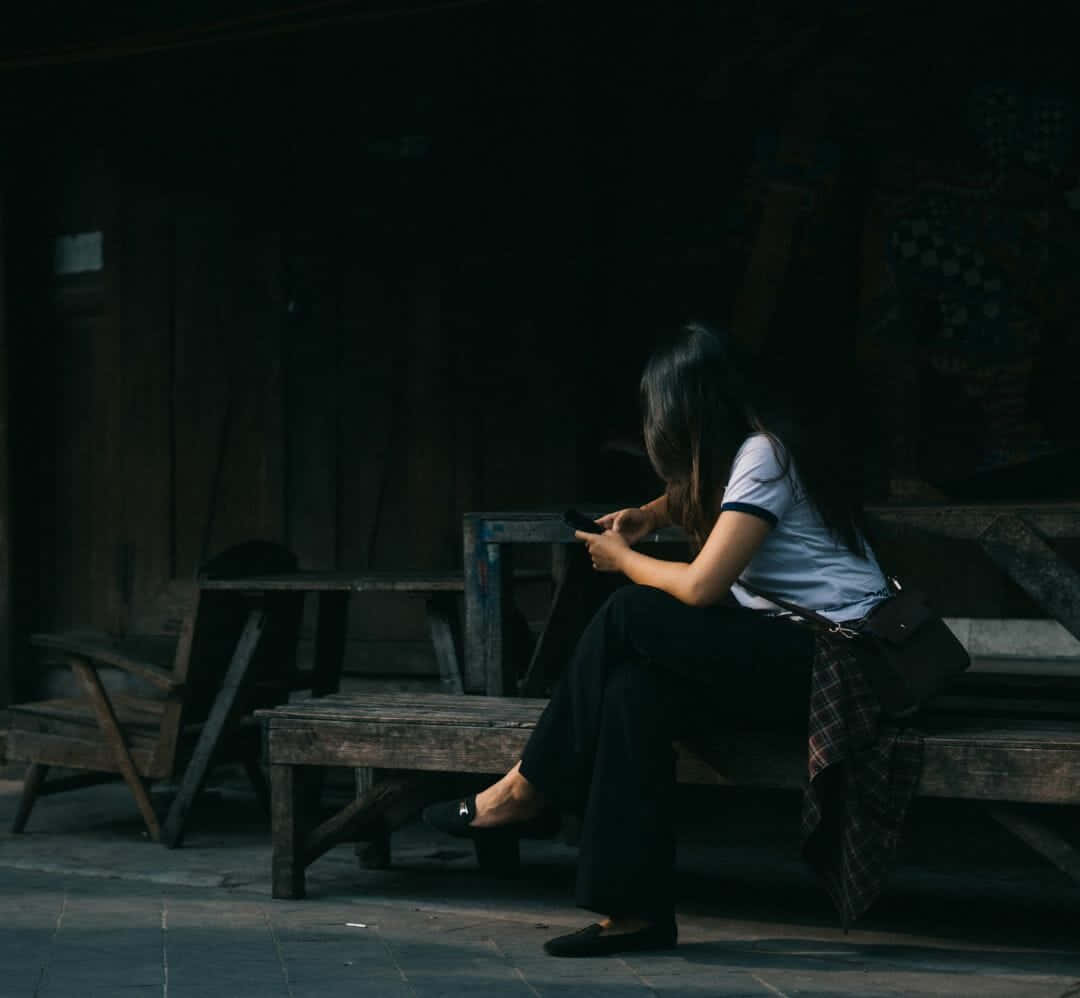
[1,775,1079,997]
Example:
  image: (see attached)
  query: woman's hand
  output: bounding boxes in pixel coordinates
[575,529,631,572]
[594,507,656,546]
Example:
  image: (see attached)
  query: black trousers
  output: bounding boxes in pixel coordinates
[519,584,814,920]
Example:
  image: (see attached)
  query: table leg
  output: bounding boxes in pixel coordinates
[463,516,486,694]
[306,592,349,814]
[465,522,514,694]
[271,762,306,899]
[481,543,515,696]
[162,608,267,848]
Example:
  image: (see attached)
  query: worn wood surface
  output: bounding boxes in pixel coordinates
[270,762,306,899]
[5,728,158,776]
[260,692,1080,806]
[978,514,1080,644]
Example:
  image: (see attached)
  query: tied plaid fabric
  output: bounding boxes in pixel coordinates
[800,632,924,927]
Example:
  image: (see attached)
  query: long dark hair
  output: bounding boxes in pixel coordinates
[640,322,865,555]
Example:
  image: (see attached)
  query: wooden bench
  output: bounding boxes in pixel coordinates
[258,684,1080,900]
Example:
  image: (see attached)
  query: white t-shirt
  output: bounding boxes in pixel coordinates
[721,434,890,623]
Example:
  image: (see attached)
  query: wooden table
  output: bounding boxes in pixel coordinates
[463,510,686,696]
[159,570,469,844]
[464,503,1080,697]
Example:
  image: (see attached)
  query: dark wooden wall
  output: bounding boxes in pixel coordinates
[0,188,10,706]
[2,2,1079,698]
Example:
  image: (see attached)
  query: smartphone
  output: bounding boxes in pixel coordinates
[564,508,603,534]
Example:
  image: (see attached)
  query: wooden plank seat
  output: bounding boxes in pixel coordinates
[258,686,1080,899]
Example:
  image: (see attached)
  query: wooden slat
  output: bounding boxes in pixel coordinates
[29,632,179,691]
[256,691,547,725]
[978,514,1080,644]
[199,569,549,593]
[302,775,422,866]
[261,691,1080,806]
[199,571,468,593]
[70,659,161,840]
[9,694,167,726]
[6,729,160,778]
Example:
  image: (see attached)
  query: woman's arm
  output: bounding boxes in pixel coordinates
[576,508,770,608]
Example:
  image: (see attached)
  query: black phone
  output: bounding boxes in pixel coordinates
[564,508,603,534]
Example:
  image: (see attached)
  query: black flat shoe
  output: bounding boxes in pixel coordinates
[422,796,561,840]
[543,918,677,958]
[422,794,479,837]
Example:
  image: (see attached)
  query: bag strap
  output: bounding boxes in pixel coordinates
[736,578,860,638]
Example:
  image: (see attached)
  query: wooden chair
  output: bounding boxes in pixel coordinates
[6,541,303,846]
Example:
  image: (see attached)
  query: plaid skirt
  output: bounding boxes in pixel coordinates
[801,632,924,927]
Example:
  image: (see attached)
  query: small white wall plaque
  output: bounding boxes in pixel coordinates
[54,231,104,275]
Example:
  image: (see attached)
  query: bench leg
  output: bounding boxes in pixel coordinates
[12,763,49,834]
[271,763,306,899]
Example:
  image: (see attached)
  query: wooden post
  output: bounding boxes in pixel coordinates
[0,187,10,708]
[162,608,266,847]
[463,515,485,694]
[270,762,306,899]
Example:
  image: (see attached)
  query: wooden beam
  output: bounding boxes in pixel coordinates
[978,514,1080,644]
[162,607,266,848]
[302,775,425,866]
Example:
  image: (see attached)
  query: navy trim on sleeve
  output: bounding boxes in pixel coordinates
[720,501,778,527]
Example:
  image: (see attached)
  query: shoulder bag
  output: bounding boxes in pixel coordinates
[738,578,971,717]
